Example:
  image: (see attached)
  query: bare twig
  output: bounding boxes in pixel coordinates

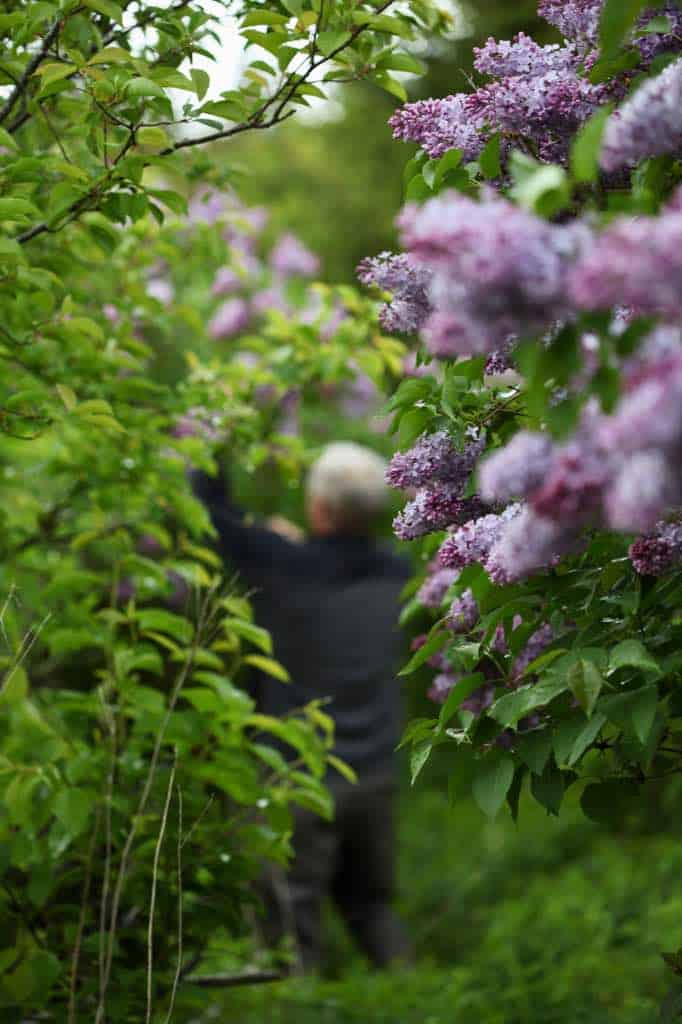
[163,785,183,1024]
[68,807,102,1024]
[97,693,117,1009]
[146,755,177,1024]
[96,587,218,1023]
[0,613,51,696]
[183,970,283,988]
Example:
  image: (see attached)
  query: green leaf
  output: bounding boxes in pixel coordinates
[399,631,448,676]
[510,159,571,218]
[223,618,272,654]
[88,46,133,64]
[570,104,614,183]
[136,126,169,148]
[531,765,565,816]
[479,133,502,180]
[472,754,514,819]
[376,52,426,75]
[190,68,210,100]
[54,788,95,836]
[568,658,604,717]
[609,639,661,675]
[490,675,567,729]
[316,30,352,56]
[568,713,607,767]
[410,739,432,785]
[433,148,463,189]
[243,654,290,682]
[600,0,648,55]
[0,197,40,221]
[0,125,18,150]
[328,754,357,785]
[126,77,166,100]
[136,608,194,644]
[83,0,123,22]
[373,72,407,103]
[437,672,485,728]
[242,10,288,25]
[34,62,76,87]
[517,728,553,775]
[397,406,431,449]
[580,778,639,824]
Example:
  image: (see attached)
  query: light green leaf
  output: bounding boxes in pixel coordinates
[472,754,514,819]
[83,0,123,23]
[569,713,607,766]
[600,0,648,55]
[410,739,432,785]
[137,608,194,643]
[490,675,567,729]
[243,654,290,682]
[316,30,352,56]
[568,658,604,717]
[570,104,614,183]
[609,639,661,675]
[223,618,272,654]
[328,754,357,784]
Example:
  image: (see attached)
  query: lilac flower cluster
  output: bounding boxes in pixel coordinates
[269,232,320,278]
[388,95,485,162]
[446,589,479,634]
[438,505,522,571]
[356,252,433,335]
[396,194,586,357]
[511,624,555,682]
[536,0,601,48]
[394,488,484,541]
[417,567,459,609]
[387,430,485,490]
[570,207,682,318]
[629,520,682,575]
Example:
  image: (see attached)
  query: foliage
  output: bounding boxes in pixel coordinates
[0,0,445,1018]
[198,787,682,1023]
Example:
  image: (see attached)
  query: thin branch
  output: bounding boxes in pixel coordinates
[0,18,64,125]
[163,785,183,1024]
[97,692,117,1010]
[67,807,102,1024]
[183,970,283,988]
[146,755,177,1024]
[95,587,218,1022]
[0,613,51,696]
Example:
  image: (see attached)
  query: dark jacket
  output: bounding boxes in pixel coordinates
[191,468,410,777]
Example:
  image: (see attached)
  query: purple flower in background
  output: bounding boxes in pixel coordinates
[137,533,165,558]
[417,568,460,609]
[188,188,225,225]
[166,570,191,612]
[339,369,379,419]
[147,278,174,304]
[393,483,476,541]
[276,389,300,437]
[601,58,682,172]
[103,303,120,324]
[461,683,496,717]
[629,520,682,574]
[251,286,291,317]
[479,432,556,504]
[531,439,610,524]
[438,505,522,570]
[211,266,241,297]
[386,431,484,491]
[446,589,479,633]
[208,298,251,340]
[398,194,583,357]
[511,623,555,682]
[389,95,486,161]
[427,671,461,705]
[269,232,320,277]
[403,351,435,378]
[115,578,136,605]
[597,354,682,455]
[537,0,602,47]
[357,252,433,334]
[636,4,682,63]
[171,407,223,442]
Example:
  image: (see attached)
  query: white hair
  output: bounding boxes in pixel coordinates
[306,442,388,526]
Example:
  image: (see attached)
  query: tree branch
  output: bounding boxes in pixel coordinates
[0,18,64,125]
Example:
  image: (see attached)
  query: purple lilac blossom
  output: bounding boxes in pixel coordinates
[461,683,496,717]
[597,353,682,455]
[103,303,120,324]
[570,210,682,318]
[211,266,241,297]
[537,0,602,48]
[446,589,479,633]
[208,298,251,340]
[601,58,682,172]
[438,504,523,570]
[269,232,320,277]
[397,194,585,357]
[479,432,556,504]
[636,5,682,63]
[427,671,461,705]
[357,252,433,335]
[629,520,682,574]
[393,484,478,541]
[388,95,486,161]
[147,278,174,304]
[511,624,555,682]
[484,506,580,584]
[531,438,611,523]
[604,450,680,532]
[386,431,484,490]
[417,568,460,608]
[251,286,291,317]
[188,188,225,225]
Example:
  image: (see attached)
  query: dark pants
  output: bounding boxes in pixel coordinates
[263,776,412,972]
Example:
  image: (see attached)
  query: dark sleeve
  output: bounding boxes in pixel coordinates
[189,467,305,578]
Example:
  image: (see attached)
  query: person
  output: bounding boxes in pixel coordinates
[191,442,413,972]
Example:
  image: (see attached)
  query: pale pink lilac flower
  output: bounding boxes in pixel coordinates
[208,298,251,340]
[269,232,320,277]
[211,266,241,297]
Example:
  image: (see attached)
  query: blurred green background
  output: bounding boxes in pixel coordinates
[184,2,682,1019]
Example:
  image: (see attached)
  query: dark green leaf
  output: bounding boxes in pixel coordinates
[472,754,514,819]
[570,104,614,182]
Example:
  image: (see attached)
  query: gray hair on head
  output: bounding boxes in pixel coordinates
[306,441,389,528]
